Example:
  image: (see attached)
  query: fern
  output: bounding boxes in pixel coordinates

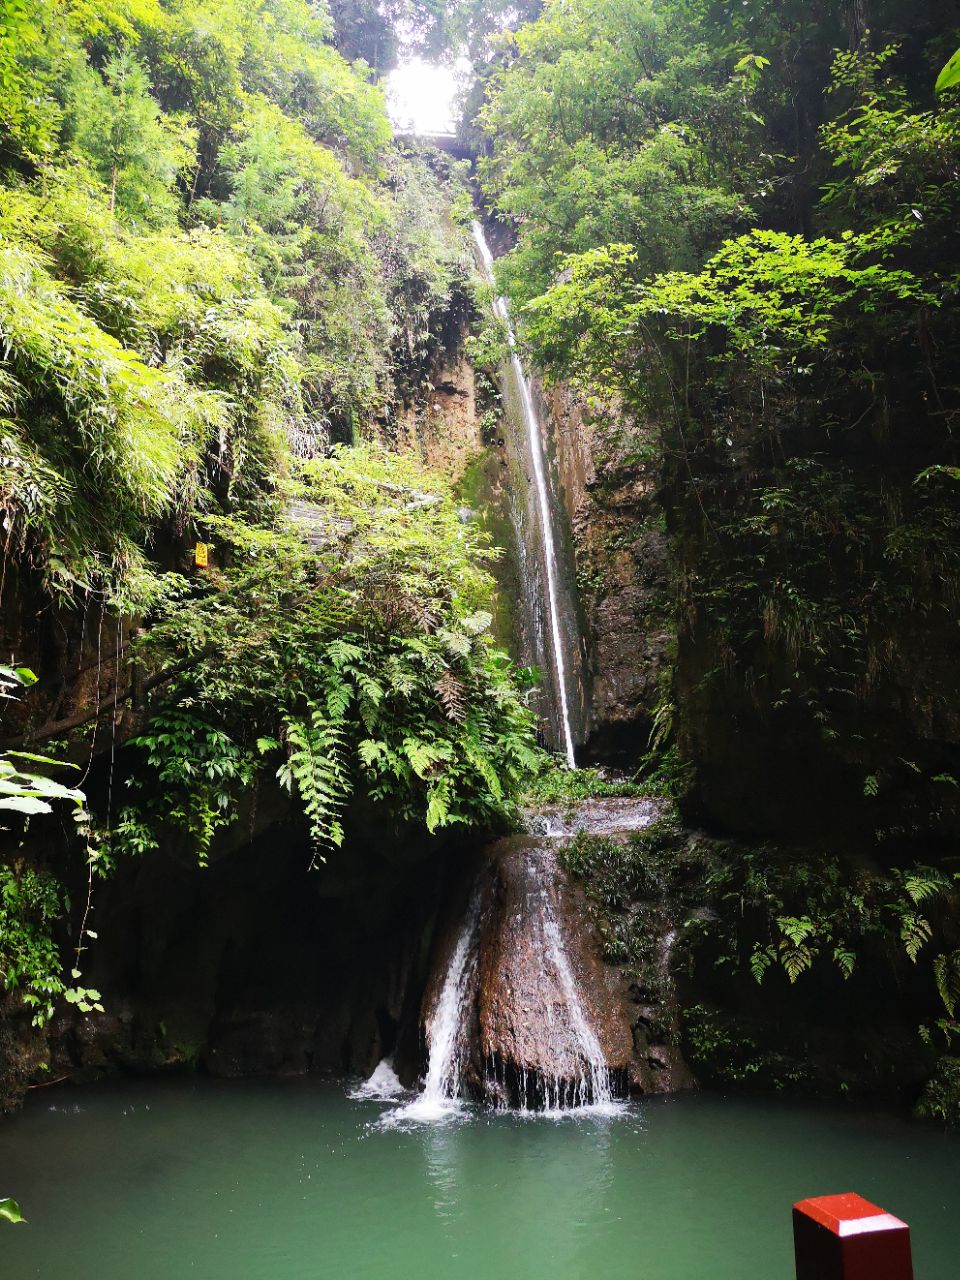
[115,448,542,860]
[900,911,933,962]
[435,670,467,722]
[426,785,450,834]
[750,945,774,984]
[326,639,364,669]
[934,952,960,1017]
[279,705,350,859]
[402,738,453,779]
[832,944,856,979]
[902,871,947,905]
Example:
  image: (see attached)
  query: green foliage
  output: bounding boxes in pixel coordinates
[563,814,960,1102]
[0,0,62,159]
[695,847,953,986]
[63,983,103,1015]
[464,297,510,373]
[523,228,931,405]
[933,950,960,1020]
[129,710,258,864]
[470,0,960,846]
[563,812,953,990]
[0,235,205,604]
[0,0,466,611]
[916,1057,960,1126]
[936,49,960,94]
[919,949,960,1060]
[64,51,196,224]
[0,669,85,818]
[382,149,475,404]
[124,446,541,859]
[633,746,691,802]
[524,765,646,807]
[682,1003,813,1091]
[0,667,94,1027]
[0,0,540,885]
[0,752,84,819]
[477,0,762,307]
[821,51,960,261]
[0,1197,26,1225]
[559,820,683,967]
[0,863,65,1026]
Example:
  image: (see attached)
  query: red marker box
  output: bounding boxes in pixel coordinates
[793,1193,914,1280]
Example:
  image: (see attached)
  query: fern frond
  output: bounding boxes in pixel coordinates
[435,669,467,722]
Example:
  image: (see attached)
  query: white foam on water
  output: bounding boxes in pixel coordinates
[538,1099,629,1121]
[377,1094,469,1129]
[349,1058,405,1102]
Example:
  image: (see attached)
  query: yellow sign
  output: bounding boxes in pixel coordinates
[194,542,209,567]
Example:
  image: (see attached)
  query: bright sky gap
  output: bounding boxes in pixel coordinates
[386,58,468,135]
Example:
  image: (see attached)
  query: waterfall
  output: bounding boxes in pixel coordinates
[539,885,614,1111]
[422,893,479,1106]
[471,220,577,770]
[384,893,481,1124]
[360,800,680,1124]
[483,845,615,1112]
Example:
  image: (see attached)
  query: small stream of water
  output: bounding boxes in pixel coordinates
[472,219,577,768]
[539,884,615,1112]
[386,892,482,1125]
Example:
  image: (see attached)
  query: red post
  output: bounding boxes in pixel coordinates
[793,1192,914,1280]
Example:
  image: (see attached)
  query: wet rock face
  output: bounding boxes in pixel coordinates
[537,382,674,759]
[0,1001,51,1113]
[419,800,694,1109]
[476,837,632,1106]
[527,796,668,839]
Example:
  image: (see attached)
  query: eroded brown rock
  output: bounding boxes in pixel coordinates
[418,810,694,1109]
[476,836,632,1104]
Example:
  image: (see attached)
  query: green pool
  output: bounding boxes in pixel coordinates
[2,1078,958,1278]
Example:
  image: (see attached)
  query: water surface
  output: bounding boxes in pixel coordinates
[2,1078,958,1279]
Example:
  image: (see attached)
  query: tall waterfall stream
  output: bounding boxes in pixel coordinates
[471,220,578,770]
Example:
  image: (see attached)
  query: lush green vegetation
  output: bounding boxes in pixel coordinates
[477,1,960,837]
[124,445,540,862]
[524,763,646,807]
[0,667,100,1027]
[474,0,960,1108]
[0,0,475,609]
[0,0,543,1041]
[561,817,959,1100]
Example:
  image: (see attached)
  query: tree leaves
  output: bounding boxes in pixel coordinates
[0,1198,26,1225]
[936,48,960,94]
[0,796,54,816]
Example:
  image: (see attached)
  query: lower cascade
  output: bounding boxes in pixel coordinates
[537,870,614,1110]
[384,893,482,1123]
[371,799,682,1121]
[476,840,621,1113]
